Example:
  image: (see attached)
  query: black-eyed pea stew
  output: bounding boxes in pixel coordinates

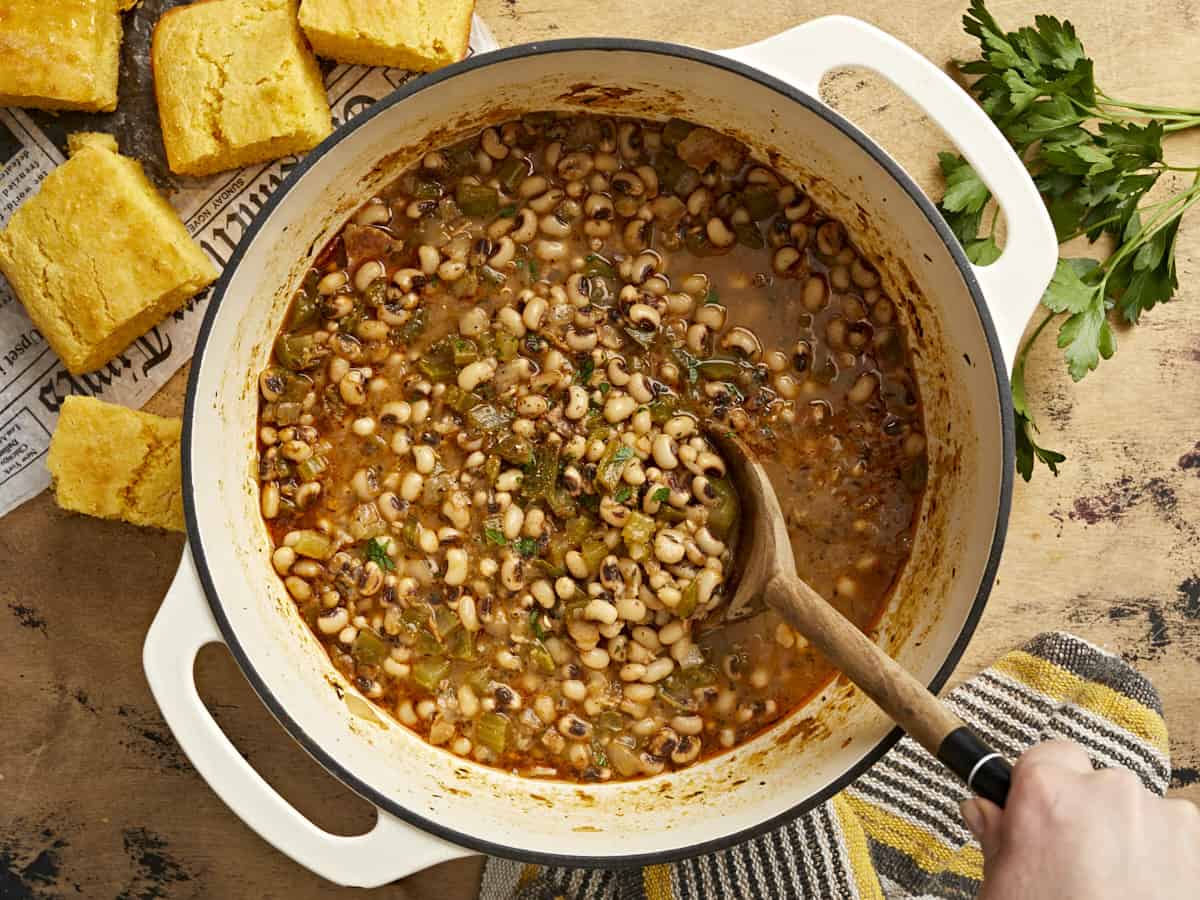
[256,113,928,782]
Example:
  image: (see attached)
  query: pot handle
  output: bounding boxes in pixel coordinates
[723,16,1057,369]
[143,547,471,887]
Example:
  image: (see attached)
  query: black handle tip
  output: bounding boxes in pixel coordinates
[937,726,1012,807]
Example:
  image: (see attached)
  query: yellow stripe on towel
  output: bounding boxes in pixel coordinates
[832,795,885,900]
[844,794,985,882]
[644,863,674,900]
[995,651,1169,754]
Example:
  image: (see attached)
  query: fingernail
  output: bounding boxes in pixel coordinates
[959,798,985,840]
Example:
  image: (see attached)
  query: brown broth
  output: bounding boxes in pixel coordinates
[255,113,926,781]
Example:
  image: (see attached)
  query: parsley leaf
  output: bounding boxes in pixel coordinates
[497,204,517,217]
[613,485,632,504]
[484,527,506,546]
[937,0,1200,478]
[704,287,721,305]
[514,537,539,559]
[575,356,595,385]
[529,609,545,640]
[363,537,396,571]
[651,487,671,503]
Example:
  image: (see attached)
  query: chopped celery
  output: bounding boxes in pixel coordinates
[742,186,779,221]
[621,512,655,562]
[442,386,481,415]
[414,179,443,199]
[466,404,513,433]
[564,516,594,547]
[595,441,633,493]
[414,630,443,657]
[582,253,616,279]
[351,629,388,666]
[401,604,431,626]
[546,486,576,520]
[455,182,500,217]
[452,337,478,367]
[476,711,510,753]
[529,641,556,675]
[706,477,740,540]
[395,306,427,343]
[417,340,456,382]
[274,333,323,371]
[496,433,533,465]
[401,516,421,549]
[292,530,335,560]
[579,536,608,574]
[676,579,699,618]
[494,330,520,361]
[648,395,678,424]
[467,666,494,693]
[521,444,559,500]
[696,358,742,381]
[447,628,476,661]
[495,156,528,192]
[287,282,320,330]
[412,657,449,691]
[433,605,460,640]
[295,454,327,482]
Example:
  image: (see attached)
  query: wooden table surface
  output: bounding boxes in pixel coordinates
[2,1,1197,896]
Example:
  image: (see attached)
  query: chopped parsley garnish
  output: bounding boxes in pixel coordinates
[529,608,546,639]
[651,487,671,503]
[704,287,720,305]
[363,537,396,571]
[575,356,595,385]
[484,527,507,546]
[514,537,539,558]
[613,485,633,504]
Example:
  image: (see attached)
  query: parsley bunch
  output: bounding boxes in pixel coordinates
[937,0,1200,479]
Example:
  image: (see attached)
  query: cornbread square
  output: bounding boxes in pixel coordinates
[0,0,123,112]
[47,396,184,532]
[152,0,333,176]
[0,134,218,375]
[298,0,473,70]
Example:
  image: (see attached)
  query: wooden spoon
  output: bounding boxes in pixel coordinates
[711,430,1012,806]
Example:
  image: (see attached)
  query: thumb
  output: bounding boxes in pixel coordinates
[960,797,1004,855]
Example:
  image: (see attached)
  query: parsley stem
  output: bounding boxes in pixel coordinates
[1095,92,1200,118]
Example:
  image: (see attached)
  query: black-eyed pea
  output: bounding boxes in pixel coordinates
[603,393,637,423]
[261,482,280,518]
[317,606,348,634]
[599,496,631,528]
[706,216,735,248]
[500,554,525,592]
[773,245,802,275]
[686,321,710,355]
[849,372,878,405]
[693,303,726,330]
[317,270,348,295]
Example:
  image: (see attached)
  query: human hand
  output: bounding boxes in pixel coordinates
[961,740,1200,900]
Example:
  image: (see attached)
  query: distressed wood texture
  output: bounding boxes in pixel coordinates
[1,1,1197,897]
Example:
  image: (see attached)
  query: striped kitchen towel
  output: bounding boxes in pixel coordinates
[478,631,1171,899]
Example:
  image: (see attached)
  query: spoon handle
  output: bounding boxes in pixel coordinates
[765,573,1012,806]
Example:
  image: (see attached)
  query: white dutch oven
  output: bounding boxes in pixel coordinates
[143,18,1056,887]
